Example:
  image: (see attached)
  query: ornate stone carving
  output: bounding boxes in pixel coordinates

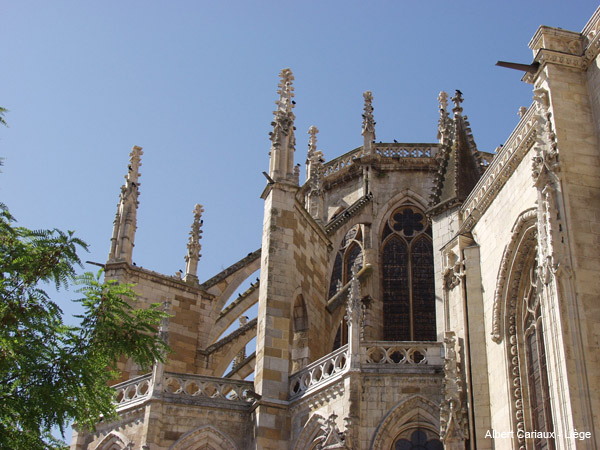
[437,91,452,145]
[270,68,295,146]
[460,106,538,231]
[184,203,204,283]
[362,91,376,154]
[490,208,537,343]
[507,303,526,449]
[531,88,559,182]
[306,125,325,222]
[451,90,464,116]
[108,146,143,264]
[443,248,464,290]
[440,331,468,446]
[531,87,571,286]
[313,413,351,449]
[268,68,296,182]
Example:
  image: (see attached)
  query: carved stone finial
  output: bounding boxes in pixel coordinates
[437,91,451,143]
[518,106,527,118]
[308,125,319,159]
[108,146,144,264]
[451,90,463,115]
[438,91,449,112]
[306,125,325,222]
[268,68,296,182]
[184,204,204,283]
[362,91,376,154]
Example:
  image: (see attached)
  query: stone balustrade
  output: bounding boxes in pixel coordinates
[113,371,256,410]
[375,145,437,158]
[361,341,443,367]
[113,373,153,410]
[322,148,366,177]
[321,144,439,178]
[289,344,349,400]
[163,372,255,404]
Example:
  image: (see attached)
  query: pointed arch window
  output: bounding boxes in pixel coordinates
[293,295,308,332]
[328,225,364,299]
[329,225,364,350]
[381,205,435,341]
[520,259,554,450]
[393,430,443,450]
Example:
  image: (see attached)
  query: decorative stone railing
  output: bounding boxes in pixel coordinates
[113,371,256,410]
[321,144,439,178]
[375,144,438,159]
[113,373,153,410]
[163,372,255,404]
[322,148,366,177]
[361,341,443,367]
[289,344,349,400]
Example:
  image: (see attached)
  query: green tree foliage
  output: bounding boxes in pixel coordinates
[0,202,170,449]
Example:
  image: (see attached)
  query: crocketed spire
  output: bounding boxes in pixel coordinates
[268,68,296,183]
[429,91,484,214]
[184,203,204,284]
[362,91,376,154]
[108,145,143,264]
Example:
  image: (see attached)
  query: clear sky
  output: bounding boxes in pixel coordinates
[1,0,597,441]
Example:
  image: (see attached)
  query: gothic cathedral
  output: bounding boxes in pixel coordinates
[72,8,600,450]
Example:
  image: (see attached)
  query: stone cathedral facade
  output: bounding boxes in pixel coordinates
[72,8,600,450]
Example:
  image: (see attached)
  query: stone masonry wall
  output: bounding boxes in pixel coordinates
[471,146,538,447]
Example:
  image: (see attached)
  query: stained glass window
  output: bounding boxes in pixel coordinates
[328,226,364,300]
[345,242,363,283]
[381,206,435,341]
[411,237,436,341]
[394,430,443,450]
[382,236,410,341]
[521,264,554,450]
[328,252,343,299]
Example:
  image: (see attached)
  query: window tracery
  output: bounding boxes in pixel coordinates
[393,430,443,450]
[520,260,554,450]
[381,205,435,341]
[328,225,364,299]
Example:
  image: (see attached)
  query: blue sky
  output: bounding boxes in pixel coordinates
[1,0,597,441]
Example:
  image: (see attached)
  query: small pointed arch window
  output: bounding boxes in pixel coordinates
[293,295,308,332]
[381,205,435,341]
[328,225,364,299]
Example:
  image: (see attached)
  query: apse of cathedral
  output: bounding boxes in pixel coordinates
[72,8,600,450]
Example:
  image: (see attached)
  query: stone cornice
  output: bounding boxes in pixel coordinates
[460,104,537,232]
[534,48,585,71]
[523,10,600,83]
